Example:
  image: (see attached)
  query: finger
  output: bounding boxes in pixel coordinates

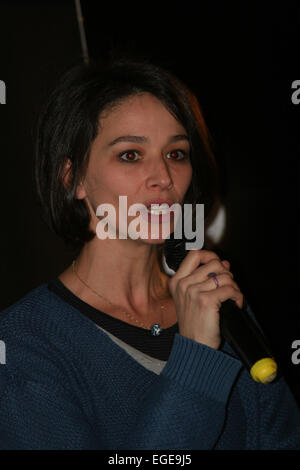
[185,273,238,295]
[221,260,230,270]
[182,263,233,287]
[201,258,232,279]
[204,273,238,291]
[184,258,232,285]
[213,285,244,309]
[174,250,220,281]
[188,285,244,311]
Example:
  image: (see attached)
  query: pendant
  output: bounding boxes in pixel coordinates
[151,324,163,336]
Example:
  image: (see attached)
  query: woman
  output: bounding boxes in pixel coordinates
[0,57,299,450]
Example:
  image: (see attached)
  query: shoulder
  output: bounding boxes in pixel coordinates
[1,282,64,323]
[0,282,96,338]
[1,284,73,348]
[0,283,112,387]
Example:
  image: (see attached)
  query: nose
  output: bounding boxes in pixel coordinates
[146,158,173,190]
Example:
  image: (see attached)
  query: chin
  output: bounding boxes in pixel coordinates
[140,237,167,245]
[140,225,174,244]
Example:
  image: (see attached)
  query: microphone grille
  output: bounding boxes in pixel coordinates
[163,236,189,272]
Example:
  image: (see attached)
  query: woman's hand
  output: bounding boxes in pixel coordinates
[168,250,244,350]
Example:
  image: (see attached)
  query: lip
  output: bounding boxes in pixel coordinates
[139,199,176,225]
[144,199,175,208]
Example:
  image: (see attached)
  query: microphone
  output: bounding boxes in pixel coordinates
[163,237,278,384]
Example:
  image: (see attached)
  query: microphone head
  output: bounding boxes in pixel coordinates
[163,236,191,273]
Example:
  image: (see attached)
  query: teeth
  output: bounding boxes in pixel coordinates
[147,204,170,215]
[148,209,169,215]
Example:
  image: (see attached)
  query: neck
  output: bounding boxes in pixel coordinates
[74,237,170,314]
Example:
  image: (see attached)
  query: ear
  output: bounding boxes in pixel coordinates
[62,158,87,200]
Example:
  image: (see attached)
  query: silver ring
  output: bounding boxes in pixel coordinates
[207,271,219,288]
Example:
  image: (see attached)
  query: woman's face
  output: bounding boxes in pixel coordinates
[80,92,193,244]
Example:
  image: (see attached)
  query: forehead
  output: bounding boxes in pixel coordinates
[98,93,186,135]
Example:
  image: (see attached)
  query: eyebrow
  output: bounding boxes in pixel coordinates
[107,134,189,147]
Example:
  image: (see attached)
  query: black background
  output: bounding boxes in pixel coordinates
[0,0,299,402]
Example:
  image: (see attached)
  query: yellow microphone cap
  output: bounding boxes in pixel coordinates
[250,358,278,384]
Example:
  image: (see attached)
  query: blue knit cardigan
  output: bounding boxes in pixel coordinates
[0,284,299,450]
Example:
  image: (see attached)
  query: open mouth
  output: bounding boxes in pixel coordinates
[146,204,171,216]
[142,204,174,224]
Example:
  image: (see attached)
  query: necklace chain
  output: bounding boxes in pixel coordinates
[72,260,167,331]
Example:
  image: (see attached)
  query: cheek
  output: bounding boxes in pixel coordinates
[108,174,135,197]
[187,165,193,185]
[87,167,118,194]
[178,164,193,192]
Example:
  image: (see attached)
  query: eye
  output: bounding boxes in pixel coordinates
[118,150,140,162]
[167,149,189,161]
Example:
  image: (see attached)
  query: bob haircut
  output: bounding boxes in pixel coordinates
[35,57,217,251]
